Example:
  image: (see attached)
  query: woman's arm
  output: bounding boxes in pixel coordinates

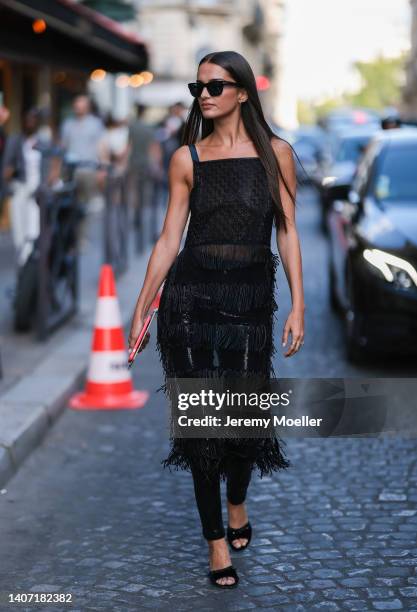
[272,137,305,357]
[128,144,193,351]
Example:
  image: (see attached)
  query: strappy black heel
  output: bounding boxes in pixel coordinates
[227,521,252,551]
[208,564,239,588]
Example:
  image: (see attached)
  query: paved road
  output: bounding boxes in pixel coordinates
[0,187,416,611]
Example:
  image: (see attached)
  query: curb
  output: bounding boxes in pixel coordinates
[0,246,153,489]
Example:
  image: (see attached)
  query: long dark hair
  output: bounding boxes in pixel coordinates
[182,50,305,232]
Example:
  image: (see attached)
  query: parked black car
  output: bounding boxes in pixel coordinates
[327,128,417,362]
[319,126,380,232]
[291,125,332,188]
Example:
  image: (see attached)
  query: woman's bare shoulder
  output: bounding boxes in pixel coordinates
[169,145,194,176]
[170,144,192,165]
[168,145,194,190]
[270,136,293,160]
[271,137,296,177]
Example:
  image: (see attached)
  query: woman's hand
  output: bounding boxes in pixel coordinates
[128,315,151,354]
[282,308,305,357]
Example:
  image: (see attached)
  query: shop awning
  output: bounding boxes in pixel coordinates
[0,0,148,73]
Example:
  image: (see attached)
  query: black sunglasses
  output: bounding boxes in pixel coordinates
[188,79,242,98]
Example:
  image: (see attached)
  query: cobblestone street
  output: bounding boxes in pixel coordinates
[1,187,417,611]
[0,345,417,611]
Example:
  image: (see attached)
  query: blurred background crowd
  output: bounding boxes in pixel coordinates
[0,92,187,259]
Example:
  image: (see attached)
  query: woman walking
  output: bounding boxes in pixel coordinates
[128,50,305,589]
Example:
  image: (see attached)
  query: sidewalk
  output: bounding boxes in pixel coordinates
[0,202,158,488]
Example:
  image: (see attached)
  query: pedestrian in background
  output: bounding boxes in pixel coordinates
[98,113,129,176]
[168,101,188,145]
[127,104,157,244]
[60,95,104,250]
[156,109,188,204]
[127,104,155,202]
[142,112,183,231]
[2,108,47,267]
[60,95,104,213]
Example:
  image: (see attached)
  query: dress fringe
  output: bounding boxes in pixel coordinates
[155,244,290,480]
[168,281,278,314]
[161,436,291,482]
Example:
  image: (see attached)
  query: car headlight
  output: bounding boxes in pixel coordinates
[322,176,337,187]
[363,248,417,289]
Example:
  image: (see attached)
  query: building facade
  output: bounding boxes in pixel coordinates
[127,0,288,125]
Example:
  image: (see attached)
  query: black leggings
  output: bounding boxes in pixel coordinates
[190,453,253,540]
[171,344,258,540]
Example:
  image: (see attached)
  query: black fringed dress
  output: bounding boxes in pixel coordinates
[156,143,291,481]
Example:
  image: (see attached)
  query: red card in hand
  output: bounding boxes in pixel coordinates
[128,308,158,369]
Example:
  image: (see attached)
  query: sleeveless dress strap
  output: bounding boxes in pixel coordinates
[189,143,200,163]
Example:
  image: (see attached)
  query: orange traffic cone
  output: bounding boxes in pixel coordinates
[69,264,149,410]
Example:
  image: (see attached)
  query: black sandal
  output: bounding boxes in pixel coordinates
[208,564,239,588]
[227,521,252,551]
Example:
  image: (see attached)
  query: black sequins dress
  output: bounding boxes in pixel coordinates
[156,143,291,481]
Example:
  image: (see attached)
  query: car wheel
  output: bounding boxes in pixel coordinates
[328,259,340,312]
[14,256,38,332]
[345,269,367,364]
[345,310,365,363]
[320,204,329,234]
[319,192,329,234]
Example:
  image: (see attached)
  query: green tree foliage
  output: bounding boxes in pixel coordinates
[346,51,407,109]
[297,51,407,124]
